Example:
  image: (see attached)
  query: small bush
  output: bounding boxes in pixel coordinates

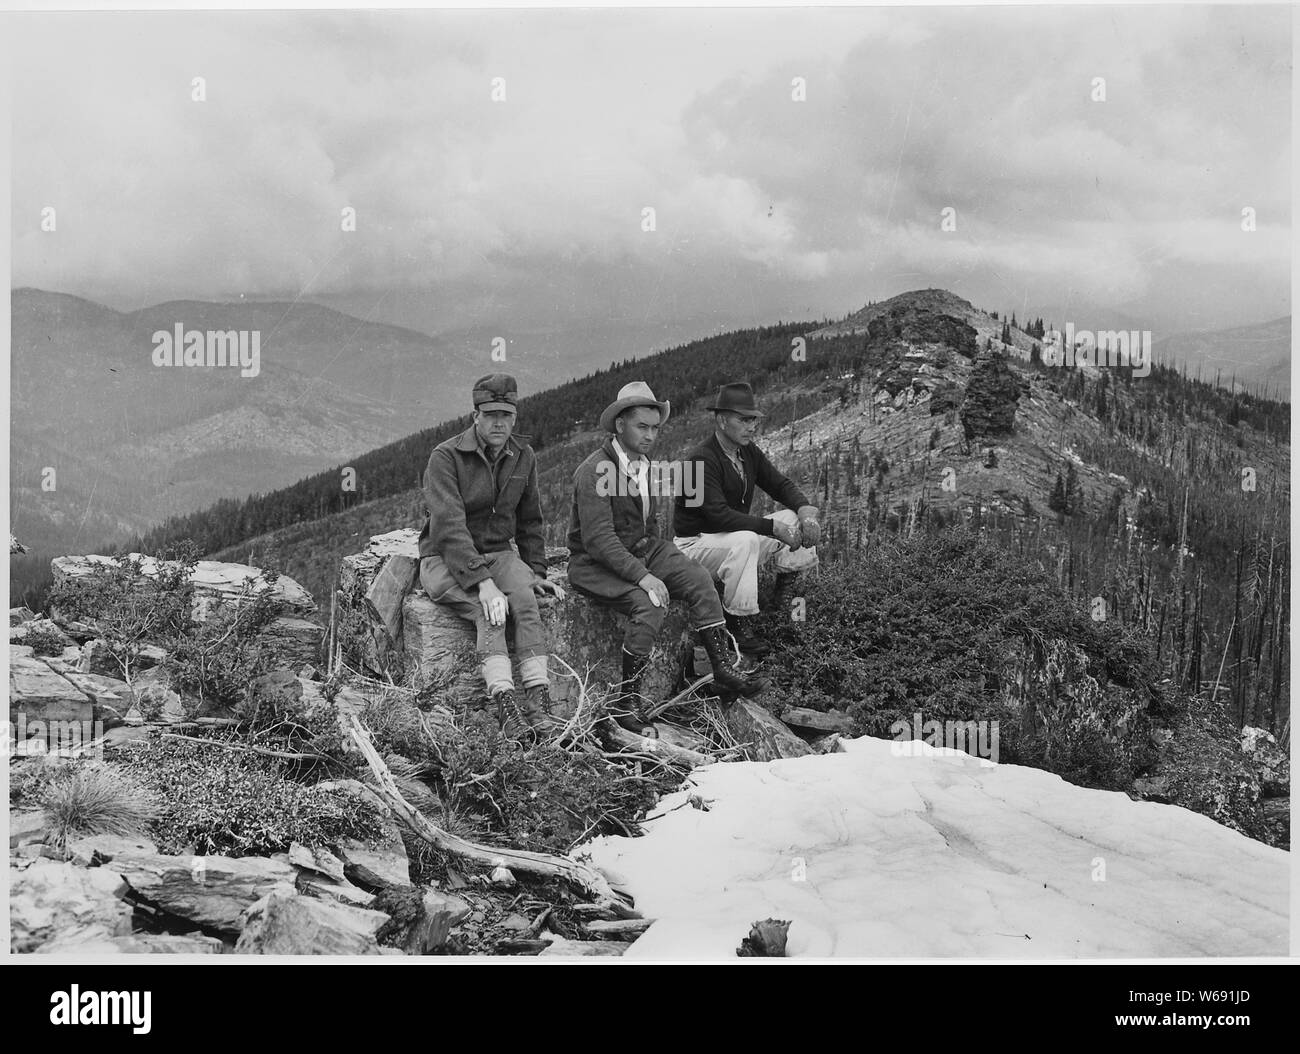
[432,723,666,855]
[45,546,198,679]
[164,577,281,713]
[117,735,384,856]
[38,763,159,848]
[9,761,60,806]
[23,625,68,657]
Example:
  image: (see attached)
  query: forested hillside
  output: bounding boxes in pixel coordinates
[17,291,1290,738]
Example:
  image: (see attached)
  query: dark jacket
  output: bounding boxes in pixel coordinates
[567,437,659,586]
[418,425,547,590]
[673,433,810,537]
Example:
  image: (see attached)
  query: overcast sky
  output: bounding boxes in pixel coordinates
[9,4,1292,341]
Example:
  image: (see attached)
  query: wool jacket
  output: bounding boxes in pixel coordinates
[567,437,659,586]
[673,433,811,537]
[418,425,547,590]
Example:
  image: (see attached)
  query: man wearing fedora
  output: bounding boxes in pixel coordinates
[673,381,820,655]
[567,381,767,736]
[418,373,563,744]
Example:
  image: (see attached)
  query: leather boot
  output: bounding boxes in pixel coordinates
[493,688,536,746]
[699,624,769,702]
[519,684,563,739]
[768,571,802,615]
[724,610,770,657]
[608,648,657,737]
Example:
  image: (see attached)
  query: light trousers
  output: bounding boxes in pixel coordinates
[673,508,819,616]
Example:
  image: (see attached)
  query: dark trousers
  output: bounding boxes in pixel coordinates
[419,551,547,660]
[568,538,725,656]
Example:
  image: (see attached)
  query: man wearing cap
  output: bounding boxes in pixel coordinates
[566,381,768,736]
[418,374,562,744]
[673,381,820,656]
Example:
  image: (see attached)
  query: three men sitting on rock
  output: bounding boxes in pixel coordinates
[565,382,768,735]
[673,382,820,655]
[417,374,563,744]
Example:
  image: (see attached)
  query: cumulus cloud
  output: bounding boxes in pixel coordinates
[10,5,1289,333]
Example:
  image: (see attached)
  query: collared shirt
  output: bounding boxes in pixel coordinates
[612,438,650,521]
[715,431,746,489]
[474,428,514,495]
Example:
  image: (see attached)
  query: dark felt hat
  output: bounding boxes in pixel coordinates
[706,381,763,417]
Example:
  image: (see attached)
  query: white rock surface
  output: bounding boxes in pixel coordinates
[584,737,1289,959]
[52,554,315,617]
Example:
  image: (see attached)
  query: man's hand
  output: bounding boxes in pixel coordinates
[533,575,566,601]
[477,579,509,626]
[797,505,821,547]
[638,573,670,609]
[772,519,803,551]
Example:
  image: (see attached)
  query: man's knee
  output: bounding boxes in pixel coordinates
[625,594,666,631]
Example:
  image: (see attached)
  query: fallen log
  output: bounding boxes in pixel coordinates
[583,918,655,939]
[602,722,716,768]
[780,706,854,733]
[345,713,636,912]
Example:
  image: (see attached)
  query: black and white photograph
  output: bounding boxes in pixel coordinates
[3,0,1293,980]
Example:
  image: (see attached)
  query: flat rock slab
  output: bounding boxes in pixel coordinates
[236,885,389,955]
[106,851,296,933]
[584,737,1289,959]
[9,652,96,725]
[52,554,316,618]
[11,859,133,953]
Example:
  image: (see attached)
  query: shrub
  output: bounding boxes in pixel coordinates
[430,723,666,855]
[37,763,159,848]
[45,546,198,680]
[760,527,1161,788]
[9,760,60,806]
[23,625,68,657]
[117,735,384,856]
[163,575,282,712]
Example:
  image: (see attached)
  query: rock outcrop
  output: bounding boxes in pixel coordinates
[337,529,699,715]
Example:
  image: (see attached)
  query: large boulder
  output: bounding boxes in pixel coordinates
[105,851,297,933]
[961,350,1024,441]
[1241,726,1289,797]
[235,885,389,955]
[52,554,316,621]
[261,616,325,669]
[8,647,97,731]
[338,530,698,715]
[10,859,134,953]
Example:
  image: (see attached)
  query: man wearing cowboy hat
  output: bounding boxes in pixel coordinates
[566,381,767,736]
[418,373,563,744]
[673,381,820,655]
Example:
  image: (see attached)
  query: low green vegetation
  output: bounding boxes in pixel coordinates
[761,527,1168,788]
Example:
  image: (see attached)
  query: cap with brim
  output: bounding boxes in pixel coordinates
[473,373,519,414]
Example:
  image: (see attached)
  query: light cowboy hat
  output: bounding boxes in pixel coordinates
[599,381,671,434]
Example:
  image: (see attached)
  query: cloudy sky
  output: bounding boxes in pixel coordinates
[8,4,1292,344]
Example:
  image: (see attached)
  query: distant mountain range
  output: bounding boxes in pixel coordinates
[9,288,480,550]
[8,285,1288,565]
[1151,317,1290,396]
